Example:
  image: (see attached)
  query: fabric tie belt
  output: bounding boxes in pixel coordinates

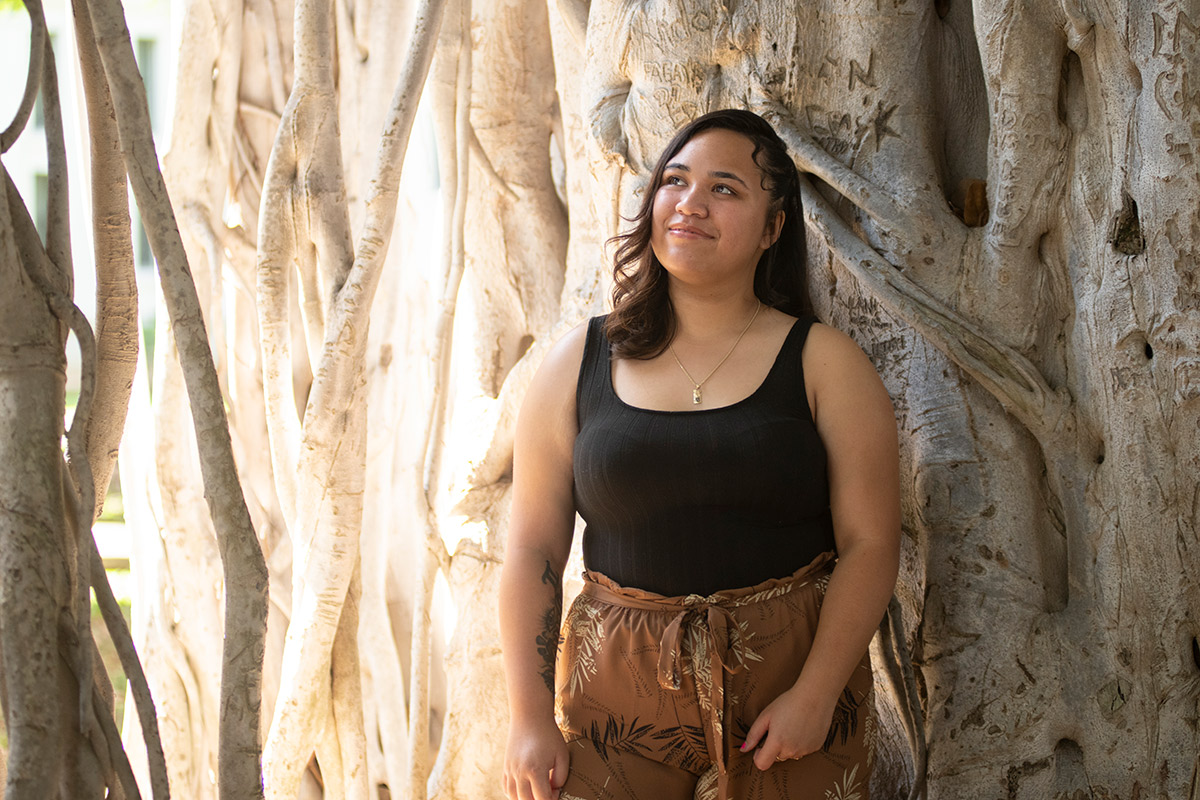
[580,551,835,800]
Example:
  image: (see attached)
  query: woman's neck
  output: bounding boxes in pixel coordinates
[669,285,761,344]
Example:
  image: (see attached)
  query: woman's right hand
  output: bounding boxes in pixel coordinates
[503,717,570,800]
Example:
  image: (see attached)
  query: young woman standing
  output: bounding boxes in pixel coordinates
[500,109,900,800]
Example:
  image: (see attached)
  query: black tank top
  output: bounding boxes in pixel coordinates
[573,315,836,596]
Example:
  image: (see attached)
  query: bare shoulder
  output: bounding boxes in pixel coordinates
[801,321,892,425]
[803,320,872,367]
[519,320,591,446]
[540,320,590,378]
[526,321,589,405]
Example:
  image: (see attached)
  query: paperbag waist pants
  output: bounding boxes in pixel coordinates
[555,552,875,800]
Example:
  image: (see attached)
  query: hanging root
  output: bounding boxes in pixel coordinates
[54,628,143,799]
[408,5,470,793]
[88,0,272,791]
[92,675,145,800]
[878,597,927,800]
[90,537,171,799]
[0,0,45,151]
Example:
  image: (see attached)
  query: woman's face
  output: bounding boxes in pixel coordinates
[649,128,782,292]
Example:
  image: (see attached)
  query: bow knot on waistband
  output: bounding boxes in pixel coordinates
[656,601,748,692]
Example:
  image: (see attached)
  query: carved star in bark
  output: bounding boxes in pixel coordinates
[873,102,900,151]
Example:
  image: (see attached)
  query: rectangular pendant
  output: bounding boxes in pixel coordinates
[692,387,702,404]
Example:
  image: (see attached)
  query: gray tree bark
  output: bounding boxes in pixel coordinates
[4,0,1196,797]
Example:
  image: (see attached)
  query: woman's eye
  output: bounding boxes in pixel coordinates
[714,184,734,195]
[664,175,685,186]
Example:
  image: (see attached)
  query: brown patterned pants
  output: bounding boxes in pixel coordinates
[555,552,875,800]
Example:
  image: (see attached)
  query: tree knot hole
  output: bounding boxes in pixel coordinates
[1145,342,1154,360]
[935,0,951,19]
[1110,192,1145,255]
[950,179,989,227]
[1192,636,1200,672]
[1053,737,1082,757]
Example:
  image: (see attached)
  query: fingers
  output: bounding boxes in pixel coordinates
[741,712,782,771]
[750,736,807,771]
[752,737,782,772]
[528,773,552,800]
[501,768,531,800]
[748,731,819,771]
[503,769,529,800]
[549,746,571,791]
[741,713,808,771]
[503,725,569,800]
[740,713,768,754]
[534,774,554,800]
[504,765,561,800]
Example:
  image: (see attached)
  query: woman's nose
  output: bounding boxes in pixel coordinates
[675,185,707,216]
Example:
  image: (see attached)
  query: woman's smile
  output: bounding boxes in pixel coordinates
[665,221,714,239]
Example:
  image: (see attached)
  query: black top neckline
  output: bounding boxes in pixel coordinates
[605,315,809,416]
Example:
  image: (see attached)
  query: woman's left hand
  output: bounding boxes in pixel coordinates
[739,683,837,770]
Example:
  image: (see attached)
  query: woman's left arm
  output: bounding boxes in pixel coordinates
[741,322,901,769]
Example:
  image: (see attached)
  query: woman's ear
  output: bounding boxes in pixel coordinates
[761,210,785,249]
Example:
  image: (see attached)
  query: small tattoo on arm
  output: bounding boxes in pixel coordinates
[534,560,564,694]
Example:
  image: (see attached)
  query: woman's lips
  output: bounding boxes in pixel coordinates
[666,222,713,239]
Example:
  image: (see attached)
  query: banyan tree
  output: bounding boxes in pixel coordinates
[0,0,1196,797]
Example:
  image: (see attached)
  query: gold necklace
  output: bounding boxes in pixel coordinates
[668,303,762,405]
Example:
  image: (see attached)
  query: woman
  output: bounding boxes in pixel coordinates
[500,109,900,800]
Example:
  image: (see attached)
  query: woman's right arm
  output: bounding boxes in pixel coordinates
[500,324,588,800]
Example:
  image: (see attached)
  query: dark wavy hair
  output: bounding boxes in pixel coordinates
[604,108,809,359]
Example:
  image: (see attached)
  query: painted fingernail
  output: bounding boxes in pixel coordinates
[739,743,748,751]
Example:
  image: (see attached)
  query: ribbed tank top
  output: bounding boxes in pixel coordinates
[573,314,836,596]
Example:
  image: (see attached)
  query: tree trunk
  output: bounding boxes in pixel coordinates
[0,165,71,800]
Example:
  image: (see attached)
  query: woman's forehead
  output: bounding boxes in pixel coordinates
[673,128,755,160]
[667,130,762,180]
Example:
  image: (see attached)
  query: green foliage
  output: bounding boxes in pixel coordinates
[100,490,125,522]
